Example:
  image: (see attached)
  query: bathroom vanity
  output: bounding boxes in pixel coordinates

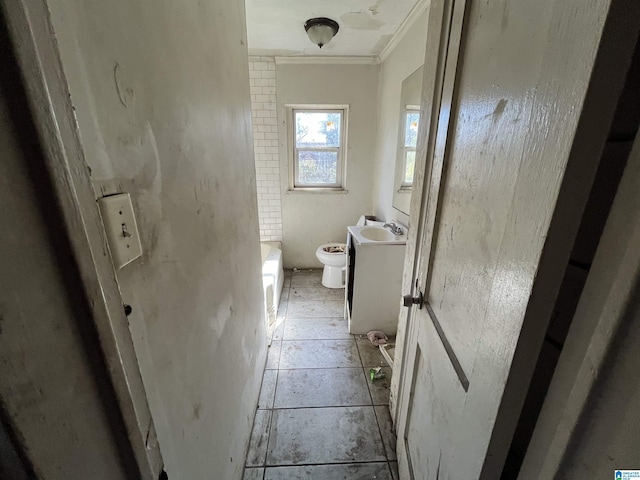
[345,225,407,335]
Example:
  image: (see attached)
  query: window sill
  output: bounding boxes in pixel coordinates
[397,187,413,194]
[287,188,349,195]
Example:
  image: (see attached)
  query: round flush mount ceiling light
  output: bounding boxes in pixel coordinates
[304,17,340,49]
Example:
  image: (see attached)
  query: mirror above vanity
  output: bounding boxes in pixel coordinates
[392,65,424,216]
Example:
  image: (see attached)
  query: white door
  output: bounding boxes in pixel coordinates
[393,0,619,478]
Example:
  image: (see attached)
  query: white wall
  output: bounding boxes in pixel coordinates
[249,56,283,241]
[276,62,379,268]
[372,9,429,226]
[47,1,267,479]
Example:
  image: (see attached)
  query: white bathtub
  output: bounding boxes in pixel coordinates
[261,243,284,334]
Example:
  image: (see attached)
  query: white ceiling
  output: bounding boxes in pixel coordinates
[245,0,421,58]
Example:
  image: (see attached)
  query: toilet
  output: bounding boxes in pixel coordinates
[315,243,347,288]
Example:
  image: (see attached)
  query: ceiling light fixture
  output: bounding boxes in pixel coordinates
[304,17,340,49]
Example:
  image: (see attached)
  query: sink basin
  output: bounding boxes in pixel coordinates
[360,227,396,242]
[348,225,407,245]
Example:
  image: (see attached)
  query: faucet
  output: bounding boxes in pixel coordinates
[383,222,404,235]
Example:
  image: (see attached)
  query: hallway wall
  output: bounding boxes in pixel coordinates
[560,265,640,477]
[372,8,429,226]
[0,56,130,480]
[521,129,640,479]
[46,1,267,479]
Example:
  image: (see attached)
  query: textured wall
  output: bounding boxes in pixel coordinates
[249,56,283,241]
[47,1,267,478]
[0,68,129,478]
[276,63,379,268]
[372,8,429,226]
[522,129,640,479]
[559,284,640,478]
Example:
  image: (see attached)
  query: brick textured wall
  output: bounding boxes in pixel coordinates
[249,56,283,242]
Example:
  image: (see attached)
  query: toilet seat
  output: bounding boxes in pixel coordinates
[315,243,347,288]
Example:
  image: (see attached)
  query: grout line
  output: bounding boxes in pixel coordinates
[282,337,351,342]
[275,366,361,371]
[271,349,281,409]
[359,336,390,462]
[262,381,277,469]
[277,293,289,321]
[261,282,291,468]
[271,366,367,371]
[275,340,283,369]
[242,465,266,480]
[244,409,271,469]
[264,460,391,469]
[279,338,353,342]
[264,341,282,370]
[372,405,392,461]
[263,409,274,469]
[269,404,375,411]
[280,338,353,342]
[245,331,281,472]
[353,334,366,369]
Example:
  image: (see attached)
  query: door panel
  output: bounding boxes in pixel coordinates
[423,0,555,380]
[405,347,431,476]
[396,0,617,478]
[402,307,468,479]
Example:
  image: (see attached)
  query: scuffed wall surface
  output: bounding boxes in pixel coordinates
[558,286,640,478]
[276,63,379,268]
[524,129,640,479]
[372,8,429,226]
[0,77,128,478]
[47,1,267,478]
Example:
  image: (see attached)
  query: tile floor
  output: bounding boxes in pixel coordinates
[244,269,399,480]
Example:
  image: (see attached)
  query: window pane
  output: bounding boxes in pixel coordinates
[404,150,416,184]
[298,150,338,185]
[296,112,342,148]
[405,112,420,147]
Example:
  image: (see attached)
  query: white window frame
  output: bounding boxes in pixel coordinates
[401,105,421,189]
[287,105,348,191]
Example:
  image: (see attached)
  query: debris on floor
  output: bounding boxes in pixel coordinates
[366,330,388,346]
[369,366,386,381]
[379,343,395,369]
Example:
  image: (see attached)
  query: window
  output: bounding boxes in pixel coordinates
[402,107,420,187]
[290,107,347,189]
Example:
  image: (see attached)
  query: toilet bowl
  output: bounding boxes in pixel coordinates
[316,243,347,288]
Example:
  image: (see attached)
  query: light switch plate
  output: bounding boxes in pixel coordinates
[98,193,143,269]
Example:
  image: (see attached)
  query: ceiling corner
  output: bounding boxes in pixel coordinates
[378,0,431,64]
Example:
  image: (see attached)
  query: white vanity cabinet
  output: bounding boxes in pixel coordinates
[345,226,406,335]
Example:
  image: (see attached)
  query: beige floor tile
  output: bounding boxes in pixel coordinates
[274,368,370,408]
[267,407,385,465]
[279,339,359,369]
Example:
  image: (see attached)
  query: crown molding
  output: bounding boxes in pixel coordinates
[269,0,430,67]
[275,56,379,65]
[378,0,431,64]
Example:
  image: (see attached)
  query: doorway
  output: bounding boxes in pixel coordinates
[391,0,640,478]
